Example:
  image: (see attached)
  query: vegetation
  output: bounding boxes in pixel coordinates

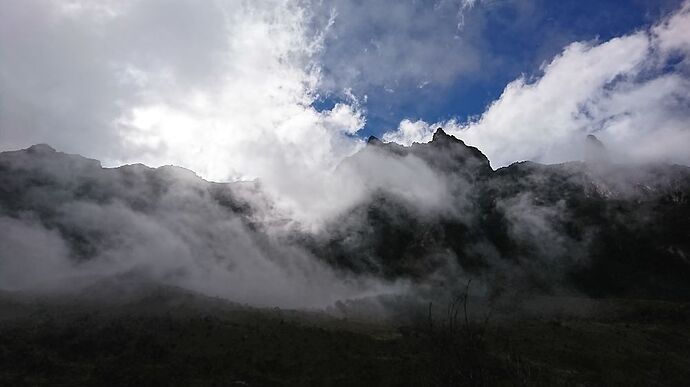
[1,289,689,386]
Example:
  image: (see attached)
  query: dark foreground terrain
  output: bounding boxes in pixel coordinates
[1,287,689,387]
[1,137,689,386]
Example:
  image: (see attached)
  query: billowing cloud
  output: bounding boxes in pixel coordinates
[0,216,73,290]
[0,0,370,224]
[0,148,408,307]
[383,1,690,167]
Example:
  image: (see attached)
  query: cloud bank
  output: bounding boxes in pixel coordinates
[0,0,372,224]
[384,1,690,167]
[0,147,407,308]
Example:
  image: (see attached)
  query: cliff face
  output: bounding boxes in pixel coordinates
[315,129,690,298]
[2,131,690,300]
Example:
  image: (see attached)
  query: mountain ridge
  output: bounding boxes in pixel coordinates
[1,132,689,301]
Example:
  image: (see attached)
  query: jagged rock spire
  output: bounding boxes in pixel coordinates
[432,127,453,142]
[26,144,56,154]
[366,136,383,146]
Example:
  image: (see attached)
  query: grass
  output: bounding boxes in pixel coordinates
[1,288,689,386]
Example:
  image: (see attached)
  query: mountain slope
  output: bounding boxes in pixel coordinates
[1,132,689,301]
[312,130,690,298]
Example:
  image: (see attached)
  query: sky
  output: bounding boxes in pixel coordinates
[1,0,689,184]
[1,0,689,308]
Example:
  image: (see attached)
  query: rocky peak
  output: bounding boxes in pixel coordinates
[431,127,457,143]
[417,128,492,176]
[366,136,383,146]
[26,144,57,154]
[0,144,102,175]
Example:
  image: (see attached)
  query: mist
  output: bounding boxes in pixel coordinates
[3,2,690,386]
[1,1,690,312]
[0,145,416,309]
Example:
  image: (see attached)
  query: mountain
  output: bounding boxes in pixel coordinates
[1,131,689,301]
[304,129,690,299]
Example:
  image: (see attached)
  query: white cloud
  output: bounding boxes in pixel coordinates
[322,103,366,135]
[0,0,369,223]
[653,0,690,57]
[383,119,439,145]
[383,1,690,167]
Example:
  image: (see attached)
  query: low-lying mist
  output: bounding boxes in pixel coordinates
[0,144,415,309]
[2,131,689,316]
